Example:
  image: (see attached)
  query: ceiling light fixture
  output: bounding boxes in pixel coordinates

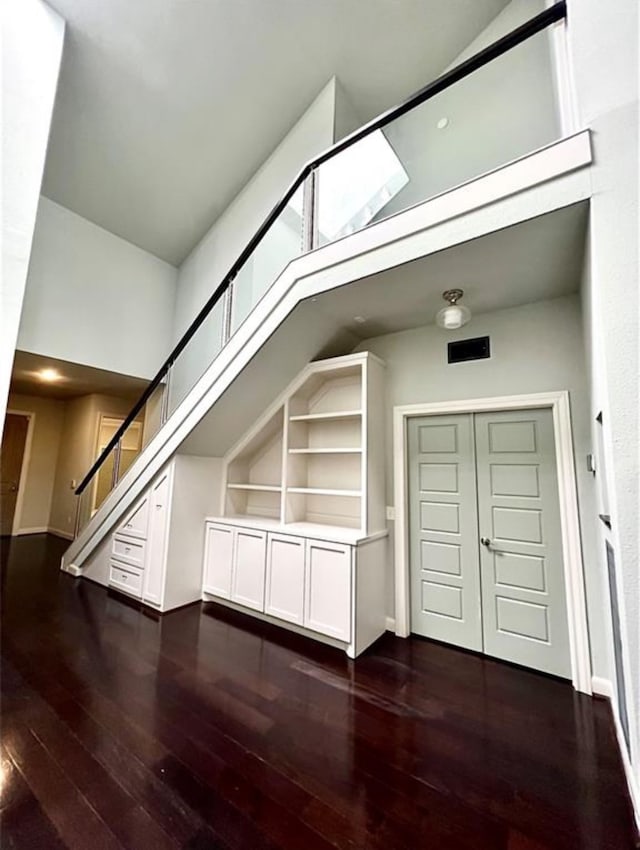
[436,289,471,330]
[38,368,62,382]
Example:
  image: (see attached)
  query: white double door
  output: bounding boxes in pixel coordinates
[408,408,571,679]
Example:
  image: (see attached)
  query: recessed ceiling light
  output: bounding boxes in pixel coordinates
[437,117,449,130]
[38,368,62,382]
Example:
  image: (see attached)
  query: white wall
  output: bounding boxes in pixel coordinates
[378,0,559,219]
[353,294,610,679]
[1,1,65,428]
[17,198,178,380]
[169,79,343,407]
[567,0,640,789]
[6,392,64,534]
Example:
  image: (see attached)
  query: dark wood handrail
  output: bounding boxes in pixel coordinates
[76,1,566,495]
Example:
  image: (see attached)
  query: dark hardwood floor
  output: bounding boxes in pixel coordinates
[1,534,637,850]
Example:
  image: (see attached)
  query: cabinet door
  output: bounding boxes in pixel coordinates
[118,495,149,539]
[203,523,234,599]
[232,529,267,612]
[142,472,170,607]
[265,533,305,624]
[304,539,352,641]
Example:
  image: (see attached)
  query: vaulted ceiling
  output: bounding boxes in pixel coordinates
[42,0,509,265]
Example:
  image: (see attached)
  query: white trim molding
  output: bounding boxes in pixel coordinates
[48,527,75,541]
[392,391,592,694]
[591,676,614,699]
[592,677,640,831]
[14,526,49,536]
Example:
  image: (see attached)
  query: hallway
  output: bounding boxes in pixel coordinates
[0,534,636,849]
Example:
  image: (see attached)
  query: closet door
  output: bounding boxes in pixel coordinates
[474,409,571,678]
[408,414,482,650]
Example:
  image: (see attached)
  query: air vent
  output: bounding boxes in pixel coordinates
[448,336,490,364]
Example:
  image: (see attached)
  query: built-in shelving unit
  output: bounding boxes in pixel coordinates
[218,352,385,534]
[204,352,388,658]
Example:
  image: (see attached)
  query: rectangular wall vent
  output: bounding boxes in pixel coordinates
[448,336,490,364]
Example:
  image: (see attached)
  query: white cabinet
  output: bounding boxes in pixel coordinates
[107,456,222,612]
[199,352,387,655]
[203,520,387,656]
[232,528,266,611]
[265,533,305,625]
[304,539,352,641]
[203,524,267,611]
[203,523,234,598]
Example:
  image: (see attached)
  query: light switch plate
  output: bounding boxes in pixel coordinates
[386,506,395,521]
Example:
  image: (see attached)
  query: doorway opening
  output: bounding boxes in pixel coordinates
[1,412,33,536]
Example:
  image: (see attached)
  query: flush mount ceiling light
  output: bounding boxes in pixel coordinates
[38,368,62,382]
[436,289,471,330]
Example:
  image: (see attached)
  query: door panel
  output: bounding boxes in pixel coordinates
[1,414,29,536]
[475,409,571,678]
[143,472,170,606]
[408,415,482,651]
[265,533,305,625]
[203,524,234,598]
[304,539,351,641]
[118,496,149,539]
[232,529,266,612]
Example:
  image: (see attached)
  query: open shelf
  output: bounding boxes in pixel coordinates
[289,410,361,422]
[289,448,361,455]
[220,353,384,534]
[227,484,282,492]
[287,487,361,497]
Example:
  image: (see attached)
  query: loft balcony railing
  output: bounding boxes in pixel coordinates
[73,2,568,535]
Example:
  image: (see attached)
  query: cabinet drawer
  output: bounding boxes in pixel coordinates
[109,561,143,599]
[112,535,145,568]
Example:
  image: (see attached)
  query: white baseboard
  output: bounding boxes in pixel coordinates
[591,675,614,699]
[15,526,74,540]
[48,527,75,541]
[592,677,639,833]
[385,616,396,632]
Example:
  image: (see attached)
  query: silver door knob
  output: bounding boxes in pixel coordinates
[480,537,491,547]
